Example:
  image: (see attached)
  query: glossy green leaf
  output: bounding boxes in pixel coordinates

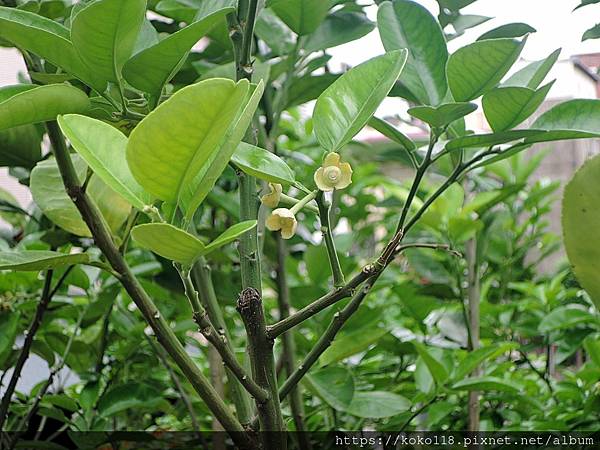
[314,50,407,152]
[503,49,561,89]
[57,114,152,210]
[131,223,205,266]
[529,99,600,145]
[584,335,600,366]
[127,78,264,221]
[0,250,89,271]
[98,382,164,417]
[30,156,131,237]
[408,102,477,128]
[231,143,295,185]
[539,306,597,332]
[0,7,105,92]
[268,0,331,36]
[482,82,553,132]
[71,0,146,84]
[368,116,416,151]
[255,8,295,56]
[123,8,233,98]
[377,0,448,105]
[563,155,600,309]
[304,11,375,54]
[204,221,257,255]
[344,391,410,418]
[477,23,536,41]
[453,343,517,380]
[445,129,544,151]
[304,366,354,411]
[0,84,90,132]
[448,38,525,101]
[413,342,449,385]
[451,376,521,393]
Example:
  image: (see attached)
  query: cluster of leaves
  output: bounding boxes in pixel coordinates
[0,0,598,447]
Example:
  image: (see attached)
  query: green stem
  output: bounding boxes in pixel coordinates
[316,191,345,288]
[46,121,253,448]
[178,267,269,404]
[237,169,262,292]
[279,193,318,213]
[290,190,317,215]
[192,260,254,425]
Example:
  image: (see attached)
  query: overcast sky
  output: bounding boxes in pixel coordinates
[332,0,600,69]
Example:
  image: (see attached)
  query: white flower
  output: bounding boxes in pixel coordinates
[265,208,298,239]
[314,152,352,192]
[260,183,283,208]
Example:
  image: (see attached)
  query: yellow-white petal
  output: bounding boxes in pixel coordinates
[323,152,341,167]
[314,167,334,192]
[336,162,353,189]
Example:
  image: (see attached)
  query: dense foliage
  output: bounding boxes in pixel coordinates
[0,0,599,448]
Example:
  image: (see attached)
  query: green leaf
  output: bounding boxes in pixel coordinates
[0,124,42,169]
[408,102,477,128]
[445,129,544,151]
[71,0,146,84]
[0,250,89,271]
[563,156,600,310]
[268,0,331,36]
[344,391,410,418]
[482,82,553,132]
[0,7,105,92]
[57,114,152,210]
[413,342,449,385]
[30,156,131,237]
[320,326,387,366]
[0,84,90,132]
[204,221,257,255]
[447,38,525,102]
[255,8,295,56]
[123,8,233,99]
[368,116,416,151]
[304,11,374,54]
[477,23,536,41]
[503,49,561,89]
[0,312,20,365]
[131,223,205,266]
[97,382,163,417]
[451,376,521,393]
[539,306,597,332]
[377,0,448,105]
[127,78,264,222]
[304,366,354,410]
[314,50,407,152]
[286,74,339,109]
[584,335,600,366]
[231,143,295,185]
[453,343,517,380]
[583,24,600,41]
[574,0,600,10]
[529,99,600,144]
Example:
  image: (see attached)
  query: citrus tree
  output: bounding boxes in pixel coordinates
[0,0,599,448]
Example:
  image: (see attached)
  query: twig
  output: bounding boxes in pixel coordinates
[178,267,269,404]
[192,260,254,424]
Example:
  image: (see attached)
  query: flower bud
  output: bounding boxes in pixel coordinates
[266,208,298,239]
[314,152,352,192]
[260,183,283,208]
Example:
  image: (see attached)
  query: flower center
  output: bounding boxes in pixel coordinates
[323,166,341,184]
